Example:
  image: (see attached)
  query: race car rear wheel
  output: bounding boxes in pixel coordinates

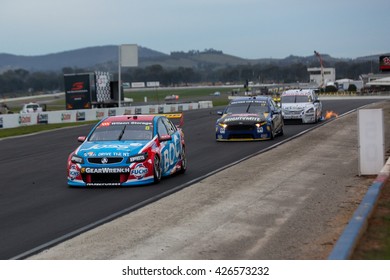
[270,125,275,140]
[153,155,162,183]
[179,147,187,174]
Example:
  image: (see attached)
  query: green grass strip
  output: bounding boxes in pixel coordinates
[0,121,98,139]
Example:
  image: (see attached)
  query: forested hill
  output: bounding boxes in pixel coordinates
[0,45,384,72]
[0,46,167,72]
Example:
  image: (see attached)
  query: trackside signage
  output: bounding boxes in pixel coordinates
[0,101,213,129]
[379,55,390,72]
[358,109,385,175]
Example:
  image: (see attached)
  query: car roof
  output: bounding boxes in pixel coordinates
[281,89,313,96]
[230,96,270,103]
[102,115,157,123]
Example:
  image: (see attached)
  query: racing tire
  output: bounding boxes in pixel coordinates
[179,147,187,174]
[270,125,275,140]
[153,155,162,184]
[278,126,284,136]
[319,111,323,122]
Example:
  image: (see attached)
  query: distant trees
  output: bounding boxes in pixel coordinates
[217,63,311,84]
[348,84,357,92]
[0,58,379,97]
[171,48,223,58]
[334,61,376,79]
[325,85,338,93]
[0,69,62,97]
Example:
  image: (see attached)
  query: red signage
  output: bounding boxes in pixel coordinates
[71,82,85,91]
[379,56,390,71]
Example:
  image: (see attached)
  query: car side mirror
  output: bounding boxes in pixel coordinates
[217,110,223,115]
[77,136,86,142]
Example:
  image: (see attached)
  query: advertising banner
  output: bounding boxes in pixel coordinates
[379,55,390,72]
[120,44,138,67]
[95,71,111,103]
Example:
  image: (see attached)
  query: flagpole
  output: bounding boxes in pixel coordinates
[118,45,122,107]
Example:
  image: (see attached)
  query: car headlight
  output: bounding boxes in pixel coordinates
[255,122,267,127]
[218,123,227,129]
[71,154,84,164]
[306,108,314,113]
[127,152,148,163]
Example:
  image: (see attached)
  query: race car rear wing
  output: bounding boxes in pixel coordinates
[159,113,184,128]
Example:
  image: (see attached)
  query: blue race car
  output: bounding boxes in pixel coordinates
[67,114,186,187]
[216,96,284,141]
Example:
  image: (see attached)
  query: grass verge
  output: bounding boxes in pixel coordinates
[351,179,390,259]
[124,87,235,103]
[0,121,98,139]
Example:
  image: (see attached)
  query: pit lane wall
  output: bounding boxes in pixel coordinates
[0,101,212,129]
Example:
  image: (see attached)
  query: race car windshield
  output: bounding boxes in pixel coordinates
[225,102,269,114]
[27,104,39,110]
[89,123,153,141]
[282,95,310,103]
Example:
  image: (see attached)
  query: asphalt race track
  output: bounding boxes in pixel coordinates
[0,98,383,259]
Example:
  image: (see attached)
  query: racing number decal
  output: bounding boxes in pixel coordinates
[162,135,181,173]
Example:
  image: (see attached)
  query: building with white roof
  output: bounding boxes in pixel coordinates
[307,67,336,87]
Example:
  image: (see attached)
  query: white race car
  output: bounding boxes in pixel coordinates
[20,102,44,114]
[281,89,322,123]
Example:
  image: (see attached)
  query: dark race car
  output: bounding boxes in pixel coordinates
[67,114,186,187]
[216,96,284,141]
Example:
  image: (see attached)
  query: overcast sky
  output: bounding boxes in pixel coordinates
[1,0,389,59]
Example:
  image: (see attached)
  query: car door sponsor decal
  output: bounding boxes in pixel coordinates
[162,134,181,173]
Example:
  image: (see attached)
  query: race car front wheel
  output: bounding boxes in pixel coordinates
[153,155,162,183]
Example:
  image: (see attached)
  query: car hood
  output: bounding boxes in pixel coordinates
[76,140,150,157]
[218,113,267,124]
[282,103,314,110]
